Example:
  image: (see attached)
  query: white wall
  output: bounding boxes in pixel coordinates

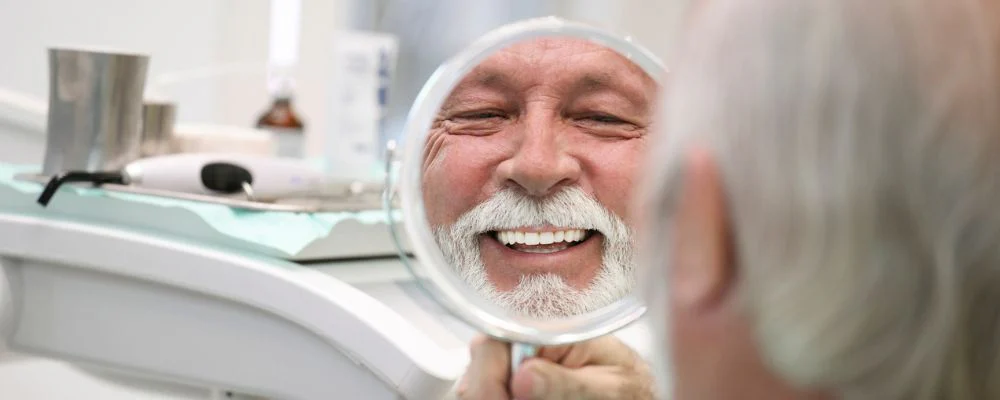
[0,121,46,165]
[0,0,274,125]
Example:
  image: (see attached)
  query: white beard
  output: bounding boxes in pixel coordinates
[435,186,637,318]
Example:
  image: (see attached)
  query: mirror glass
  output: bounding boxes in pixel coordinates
[392,17,664,346]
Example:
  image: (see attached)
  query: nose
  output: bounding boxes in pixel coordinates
[497,119,582,197]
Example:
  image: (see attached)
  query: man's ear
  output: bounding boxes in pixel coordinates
[669,147,735,310]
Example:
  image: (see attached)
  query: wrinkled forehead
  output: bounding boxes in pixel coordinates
[489,37,631,66]
[454,37,656,96]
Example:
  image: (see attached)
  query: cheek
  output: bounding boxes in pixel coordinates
[422,137,510,226]
[577,140,646,220]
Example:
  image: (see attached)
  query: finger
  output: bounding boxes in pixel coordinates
[459,335,512,400]
[535,335,639,369]
[560,335,639,369]
[510,359,653,400]
[535,344,573,364]
[467,335,511,378]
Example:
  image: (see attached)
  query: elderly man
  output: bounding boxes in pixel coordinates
[422,37,658,318]
[459,0,1000,399]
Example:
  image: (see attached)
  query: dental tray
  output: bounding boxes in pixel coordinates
[14,172,391,213]
[1,165,410,262]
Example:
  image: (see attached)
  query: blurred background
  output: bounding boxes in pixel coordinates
[0,0,676,169]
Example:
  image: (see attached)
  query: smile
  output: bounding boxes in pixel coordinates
[489,229,596,254]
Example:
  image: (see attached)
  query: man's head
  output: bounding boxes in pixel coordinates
[642,0,1000,399]
[422,37,658,318]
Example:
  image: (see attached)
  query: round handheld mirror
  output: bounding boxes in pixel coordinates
[386,16,664,370]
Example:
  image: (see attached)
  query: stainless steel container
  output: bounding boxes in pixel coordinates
[139,101,177,157]
[42,47,150,176]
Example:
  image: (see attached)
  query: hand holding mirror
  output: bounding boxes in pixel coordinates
[386,16,665,380]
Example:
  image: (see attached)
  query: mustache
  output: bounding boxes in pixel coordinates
[446,186,632,242]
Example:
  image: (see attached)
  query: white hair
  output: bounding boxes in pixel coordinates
[641,0,1000,399]
[436,186,636,318]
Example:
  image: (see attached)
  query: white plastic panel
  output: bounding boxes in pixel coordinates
[0,353,212,400]
[6,258,393,399]
[0,213,465,400]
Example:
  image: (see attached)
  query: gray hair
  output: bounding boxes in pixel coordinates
[640,0,1000,399]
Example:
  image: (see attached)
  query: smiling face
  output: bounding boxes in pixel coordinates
[422,37,658,317]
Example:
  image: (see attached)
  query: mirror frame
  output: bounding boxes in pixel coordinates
[389,16,666,346]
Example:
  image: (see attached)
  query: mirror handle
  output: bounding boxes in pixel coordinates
[510,342,539,378]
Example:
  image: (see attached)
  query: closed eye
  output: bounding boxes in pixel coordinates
[584,114,628,124]
[452,110,508,121]
[439,109,511,136]
[569,112,644,138]
[573,113,636,126]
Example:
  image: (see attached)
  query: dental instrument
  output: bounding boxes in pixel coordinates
[35,153,381,208]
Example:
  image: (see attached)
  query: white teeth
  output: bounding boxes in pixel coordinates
[539,232,554,245]
[494,229,588,246]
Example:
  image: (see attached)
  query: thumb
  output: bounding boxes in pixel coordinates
[510,359,637,400]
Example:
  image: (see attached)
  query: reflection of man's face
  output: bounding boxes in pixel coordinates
[422,38,657,318]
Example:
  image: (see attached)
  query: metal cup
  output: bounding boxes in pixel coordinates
[42,47,150,176]
[139,101,177,157]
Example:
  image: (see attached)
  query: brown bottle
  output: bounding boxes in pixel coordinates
[256,77,305,158]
